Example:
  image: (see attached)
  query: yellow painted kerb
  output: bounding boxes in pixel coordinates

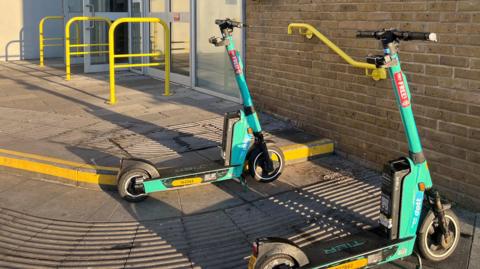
[0,148,118,171]
[0,140,333,186]
[282,141,334,161]
[0,155,116,185]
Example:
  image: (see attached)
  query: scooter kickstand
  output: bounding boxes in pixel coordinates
[234,177,248,192]
[241,178,248,192]
[413,251,423,269]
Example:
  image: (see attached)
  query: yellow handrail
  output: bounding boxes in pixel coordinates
[65,16,112,81]
[108,17,171,105]
[288,23,386,81]
[39,16,63,67]
[39,16,80,67]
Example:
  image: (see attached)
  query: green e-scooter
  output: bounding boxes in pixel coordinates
[248,28,460,269]
[117,19,284,202]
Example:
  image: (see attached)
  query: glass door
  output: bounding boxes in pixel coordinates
[129,0,144,74]
[194,0,244,99]
[83,0,130,73]
[147,0,191,86]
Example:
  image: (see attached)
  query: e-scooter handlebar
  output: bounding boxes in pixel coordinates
[210,18,246,47]
[357,30,437,42]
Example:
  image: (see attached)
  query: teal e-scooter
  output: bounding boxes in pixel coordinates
[248,28,460,269]
[117,19,284,202]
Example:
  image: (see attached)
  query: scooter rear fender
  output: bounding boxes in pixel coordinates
[118,158,160,180]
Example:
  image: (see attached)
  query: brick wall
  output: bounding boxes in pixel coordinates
[246,0,480,210]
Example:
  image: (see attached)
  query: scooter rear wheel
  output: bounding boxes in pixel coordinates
[417,209,460,262]
[254,254,296,269]
[249,145,285,183]
[117,168,150,202]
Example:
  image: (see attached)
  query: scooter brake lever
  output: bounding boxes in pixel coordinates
[209,36,228,47]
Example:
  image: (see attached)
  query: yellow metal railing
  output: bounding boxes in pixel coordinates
[108,17,170,105]
[39,16,79,67]
[288,23,387,81]
[65,16,112,81]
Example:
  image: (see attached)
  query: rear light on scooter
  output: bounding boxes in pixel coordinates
[252,241,259,256]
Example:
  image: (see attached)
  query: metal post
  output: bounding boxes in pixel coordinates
[164,19,171,96]
[109,20,116,104]
[39,20,44,67]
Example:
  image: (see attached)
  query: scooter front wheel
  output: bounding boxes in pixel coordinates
[417,209,460,262]
[249,145,285,183]
[117,169,150,202]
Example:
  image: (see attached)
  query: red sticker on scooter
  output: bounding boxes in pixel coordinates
[393,72,410,108]
[228,50,242,75]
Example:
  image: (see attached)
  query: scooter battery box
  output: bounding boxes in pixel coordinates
[221,111,241,166]
[379,158,410,240]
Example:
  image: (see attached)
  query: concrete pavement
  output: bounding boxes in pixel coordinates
[0,60,477,268]
[0,60,333,188]
[0,156,477,269]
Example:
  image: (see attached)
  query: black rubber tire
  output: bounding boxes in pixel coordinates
[249,145,285,183]
[417,209,460,262]
[254,254,297,269]
[117,168,150,203]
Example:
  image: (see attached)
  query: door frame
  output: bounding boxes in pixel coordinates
[145,0,192,86]
[63,1,83,65]
[129,0,145,74]
[83,0,130,73]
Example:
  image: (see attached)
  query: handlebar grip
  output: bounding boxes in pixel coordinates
[409,32,437,42]
[398,31,436,42]
[356,31,378,38]
[405,32,429,40]
[357,30,438,42]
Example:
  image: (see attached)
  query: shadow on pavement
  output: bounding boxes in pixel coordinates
[0,61,474,269]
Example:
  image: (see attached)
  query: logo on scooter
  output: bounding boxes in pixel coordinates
[393,72,410,108]
[228,50,243,75]
[323,240,365,255]
[411,192,423,228]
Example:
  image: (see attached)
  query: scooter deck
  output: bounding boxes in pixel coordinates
[302,227,411,268]
[156,160,227,178]
[142,160,242,192]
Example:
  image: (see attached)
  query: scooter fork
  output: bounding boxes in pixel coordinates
[428,190,454,249]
